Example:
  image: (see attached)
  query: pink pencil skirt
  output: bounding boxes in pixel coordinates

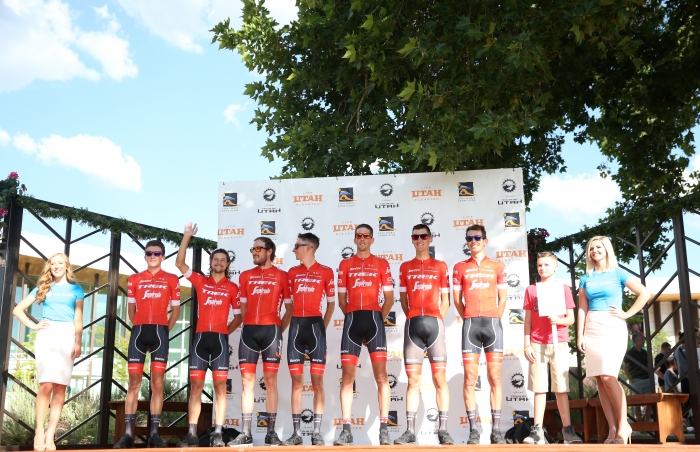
[584,310,628,377]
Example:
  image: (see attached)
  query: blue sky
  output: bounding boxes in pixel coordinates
[1,0,698,276]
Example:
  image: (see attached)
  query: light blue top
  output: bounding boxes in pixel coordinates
[30,283,85,322]
[579,267,629,311]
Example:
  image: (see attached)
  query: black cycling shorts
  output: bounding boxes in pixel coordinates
[238,324,282,373]
[461,317,504,364]
[128,324,169,374]
[287,317,327,375]
[404,316,447,374]
[340,310,387,365]
[189,332,229,381]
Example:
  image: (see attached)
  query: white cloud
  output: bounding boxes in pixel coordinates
[223,103,245,128]
[0,0,137,92]
[116,0,297,53]
[12,132,142,191]
[530,173,621,223]
[0,127,10,146]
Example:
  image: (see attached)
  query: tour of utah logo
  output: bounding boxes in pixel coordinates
[338,187,354,202]
[458,182,475,197]
[222,192,238,206]
[503,212,521,227]
[378,217,395,231]
[260,221,276,235]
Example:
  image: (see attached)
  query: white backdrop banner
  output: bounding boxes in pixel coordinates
[217,169,533,445]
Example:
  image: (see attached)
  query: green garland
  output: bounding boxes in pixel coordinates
[16,196,217,250]
[543,191,700,253]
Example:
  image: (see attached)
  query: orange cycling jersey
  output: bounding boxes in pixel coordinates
[127,269,181,326]
[452,256,507,318]
[287,262,335,317]
[184,268,241,334]
[238,266,291,325]
[399,257,450,319]
[337,254,393,313]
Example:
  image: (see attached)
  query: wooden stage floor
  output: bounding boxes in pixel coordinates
[9,445,695,451]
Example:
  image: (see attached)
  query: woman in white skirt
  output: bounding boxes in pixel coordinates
[13,253,84,451]
[576,236,649,444]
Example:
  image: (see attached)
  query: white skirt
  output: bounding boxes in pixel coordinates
[584,310,628,377]
[35,321,75,385]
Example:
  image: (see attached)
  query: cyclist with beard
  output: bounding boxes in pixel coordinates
[175,223,243,447]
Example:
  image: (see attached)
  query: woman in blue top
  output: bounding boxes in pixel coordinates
[13,253,84,451]
[576,236,649,444]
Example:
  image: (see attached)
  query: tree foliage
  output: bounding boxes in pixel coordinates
[212,0,700,209]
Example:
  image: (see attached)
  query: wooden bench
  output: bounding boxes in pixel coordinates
[543,398,595,443]
[588,393,689,444]
[108,401,213,445]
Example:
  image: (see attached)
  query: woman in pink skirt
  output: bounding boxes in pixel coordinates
[576,236,650,444]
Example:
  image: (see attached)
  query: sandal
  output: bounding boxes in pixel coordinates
[34,433,46,451]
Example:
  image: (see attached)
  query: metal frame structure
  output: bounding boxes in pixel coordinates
[0,199,210,448]
[556,213,700,438]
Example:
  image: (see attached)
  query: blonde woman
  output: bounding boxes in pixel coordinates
[576,236,650,444]
[13,253,84,451]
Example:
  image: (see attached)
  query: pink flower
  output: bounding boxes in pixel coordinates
[0,207,8,217]
[7,172,18,180]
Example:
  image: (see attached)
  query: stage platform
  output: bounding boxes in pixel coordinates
[3,445,696,451]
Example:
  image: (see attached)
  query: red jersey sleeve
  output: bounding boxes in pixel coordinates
[398,262,408,293]
[168,273,181,306]
[452,262,465,290]
[324,267,336,299]
[230,282,241,314]
[239,271,249,302]
[127,274,136,303]
[380,258,393,291]
[281,270,292,303]
[337,259,348,293]
[496,261,508,289]
[438,261,450,294]
[184,268,204,289]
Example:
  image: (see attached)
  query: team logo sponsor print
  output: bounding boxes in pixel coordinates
[503,212,521,227]
[333,221,358,234]
[411,187,442,199]
[502,179,516,193]
[458,182,475,197]
[495,248,527,259]
[377,252,403,262]
[384,311,397,327]
[506,274,520,288]
[263,188,277,202]
[340,246,355,259]
[338,187,354,202]
[301,217,315,231]
[506,374,529,402]
[218,226,245,238]
[222,192,238,206]
[260,221,276,235]
[388,374,398,390]
[509,309,525,324]
[378,216,395,231]
[257,412,269,427]
[462,244,472,258]
[420,212,435,226]
[380,183,394,197]
[301,408,314,424]
[228,251,236,263]
[453,217,484,229]
[226,379,233,394]
[513,410,530,424]
[426,408,439,422]
[224,418,240,426]
[333,417,365,428]
[429,246,435,258]
[294,193,323,204]
[388,411,400,427]
[511,372,525,389]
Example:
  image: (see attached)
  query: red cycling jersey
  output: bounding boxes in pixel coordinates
[452,256,508,318]
[399,257,450,319]
[127,269,181,326]
[287,262,335,317]
[184,268,241,334]
[238,266,291,325]
[337,254,393,313]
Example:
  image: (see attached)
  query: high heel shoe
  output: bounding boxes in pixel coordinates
[34,434,46,451]
[44,432,56,451]
[612,424,632,444]
[603,426,616,444]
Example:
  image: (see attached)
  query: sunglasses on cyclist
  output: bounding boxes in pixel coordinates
[249,246,268,253]
[465,235,483,242]
[145,251,163,257]
[355,233,372,239]
[411,234,430,241]
[293,243,309,250]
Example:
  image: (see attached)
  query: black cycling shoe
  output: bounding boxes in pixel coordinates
[490,429,506,445]
[226,434,253,447]
[282,432,303,446]
[467,429,480,445]
[177,433,199,447]
[265,432,283,446]
[437,430,455,445]
[393,430,416,445]
[210,433,225,447]
[333,430,353,446]
[311,433,325,446]
[113,434,134,449]
[147,433,167,448]
[378,428,391,446]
